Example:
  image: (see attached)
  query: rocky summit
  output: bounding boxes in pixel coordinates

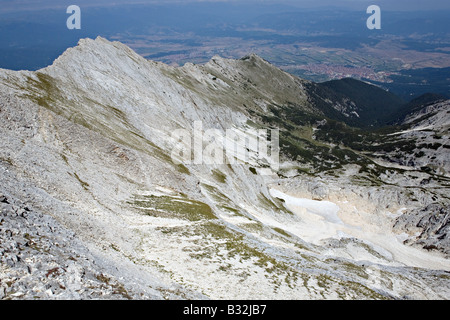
[0,37,449,300]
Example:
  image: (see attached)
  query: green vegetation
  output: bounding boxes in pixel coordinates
[95,273,132,299]
[313,119,417,154]
[71,172,90,191]
[258,192,292,215]
[195,221,301,279]
[19,72,191,175]
[202,184,231,204]
[219,205,241,215]
[129,194,216,221]
[387,93,447,124]
[211,169,227,183]
[253,97,426,180]
[201,183,244,216]
[315,78,405,127]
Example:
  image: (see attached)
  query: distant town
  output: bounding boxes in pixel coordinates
[281,64,395,83]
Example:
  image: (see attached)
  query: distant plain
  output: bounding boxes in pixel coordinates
[1,2,449,99]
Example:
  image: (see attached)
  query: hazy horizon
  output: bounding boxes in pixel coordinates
[2,0,450,13]
[1,0,449,99]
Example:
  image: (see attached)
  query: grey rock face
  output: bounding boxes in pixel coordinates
[0,193,174,300]
[394,204,450,256]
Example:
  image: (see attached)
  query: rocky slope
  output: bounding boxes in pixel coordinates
[0,37,449,300]
[0,192,194,299]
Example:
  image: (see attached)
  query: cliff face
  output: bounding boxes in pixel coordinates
[0,37,449,300]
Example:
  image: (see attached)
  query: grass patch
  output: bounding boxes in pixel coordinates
[95,273,132,299]
[22,72,191,175]
[272,227,291,238]
[258,192,292,215]
[129,194,215,221]
[71,172,90,191]
[211,169,227,183]
[219,205,241,215]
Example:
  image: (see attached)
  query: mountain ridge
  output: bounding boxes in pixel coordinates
[0,37,449,300]
[32,36,445,130]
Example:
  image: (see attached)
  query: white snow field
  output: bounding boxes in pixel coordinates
[270,188,450,271]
